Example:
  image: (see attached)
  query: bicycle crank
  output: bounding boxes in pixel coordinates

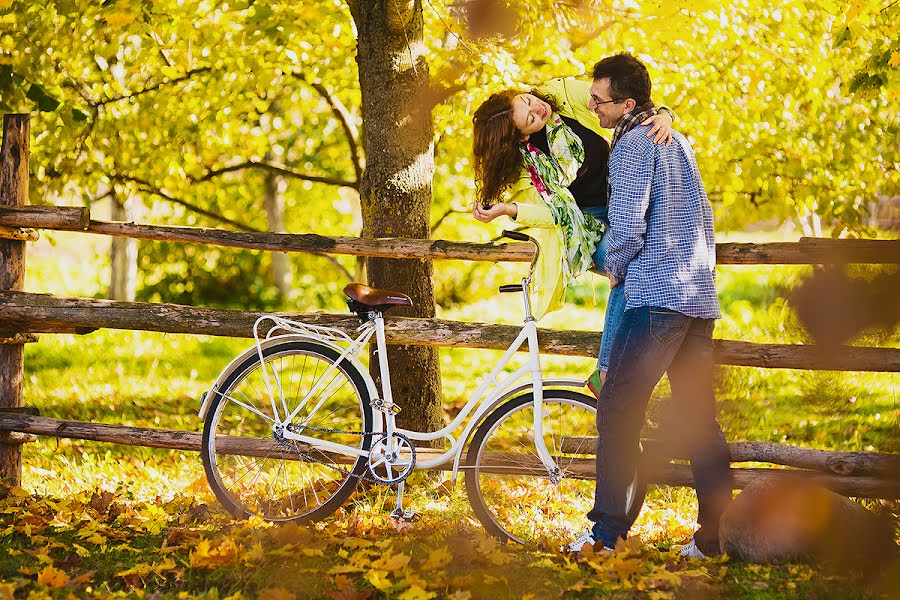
[367,432,416,485]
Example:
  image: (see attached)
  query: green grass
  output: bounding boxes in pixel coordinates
[2,237,898,599]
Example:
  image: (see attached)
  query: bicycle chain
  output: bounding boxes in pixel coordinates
[273,424,415,485]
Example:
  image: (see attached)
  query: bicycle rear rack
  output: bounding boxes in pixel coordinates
[254,315,363,347]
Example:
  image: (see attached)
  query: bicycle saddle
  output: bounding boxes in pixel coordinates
[343,283,413,308]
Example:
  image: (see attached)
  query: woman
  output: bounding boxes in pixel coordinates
[471,77,673,390]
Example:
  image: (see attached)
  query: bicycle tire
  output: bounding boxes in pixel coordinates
[202,340,373,522]
[464,389,646,545]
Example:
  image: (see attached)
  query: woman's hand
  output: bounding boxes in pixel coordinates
[472,201,517,223]
[641,111,673,146]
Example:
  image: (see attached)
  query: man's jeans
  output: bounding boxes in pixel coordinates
[584,205,623,373]
[587,306,733,552]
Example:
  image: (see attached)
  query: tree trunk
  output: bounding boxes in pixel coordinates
[109,194,137,301]
[263,172,293,300]
[348,0,443,436]
[0,114,29,487]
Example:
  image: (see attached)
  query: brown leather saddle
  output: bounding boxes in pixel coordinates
[343,283,413,311]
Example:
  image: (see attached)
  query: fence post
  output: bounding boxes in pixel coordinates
[0,114,30,487]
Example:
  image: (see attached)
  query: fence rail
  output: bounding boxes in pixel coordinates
[1,290,899,372]
[1,113,898,500]
[1,205,899,264]
[1,412,897,499]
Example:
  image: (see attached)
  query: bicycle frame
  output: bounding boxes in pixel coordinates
[252,277,572,484]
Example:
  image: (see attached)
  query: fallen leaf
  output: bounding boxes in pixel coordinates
[0,582,16,600]
[258,587,296,600]
[328,574,374,600]
[36,565,69,588]
[190,538,242,569]
[397,584,436,600]
[420,548,452,571]
[371,552,411,572]
[70,569,96,586]
[365,570,393,592]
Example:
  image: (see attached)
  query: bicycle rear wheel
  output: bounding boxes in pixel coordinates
[464,390,645,545]
[202,340,373,522]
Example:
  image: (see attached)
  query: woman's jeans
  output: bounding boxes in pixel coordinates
[584,205,624,373]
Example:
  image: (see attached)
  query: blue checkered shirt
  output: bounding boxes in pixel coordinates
[605,128,721,319]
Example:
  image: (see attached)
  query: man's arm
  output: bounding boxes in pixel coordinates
[605,136,654,280]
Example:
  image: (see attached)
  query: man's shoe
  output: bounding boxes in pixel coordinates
[566,531,614,553]
[678,537,709,560]
[585,370,603,399]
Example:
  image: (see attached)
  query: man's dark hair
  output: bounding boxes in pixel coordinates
[592,53,651,105]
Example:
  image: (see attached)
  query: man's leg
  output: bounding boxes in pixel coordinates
[588,306,690,547]
[666,318,733,554]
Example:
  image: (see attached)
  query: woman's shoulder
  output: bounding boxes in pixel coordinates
[539,77,606,136]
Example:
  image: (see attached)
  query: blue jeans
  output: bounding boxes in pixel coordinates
[583,205,623,373]
[587,307,733,552]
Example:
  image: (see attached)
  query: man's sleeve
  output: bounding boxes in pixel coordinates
[605,137,653,279]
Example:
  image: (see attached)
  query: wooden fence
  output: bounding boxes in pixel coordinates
[1,113,899,500]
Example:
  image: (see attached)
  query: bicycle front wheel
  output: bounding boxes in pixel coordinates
[464,390,645,545]
[202,340,373,522]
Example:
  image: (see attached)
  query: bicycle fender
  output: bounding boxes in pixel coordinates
[449,378,587,482]
[198,334,380,423]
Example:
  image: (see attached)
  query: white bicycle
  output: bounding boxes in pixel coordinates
[198,231,644,544]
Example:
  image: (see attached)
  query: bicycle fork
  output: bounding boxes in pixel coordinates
[524,320,563,482]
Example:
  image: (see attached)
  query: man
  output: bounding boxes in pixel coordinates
[568,53,733,559]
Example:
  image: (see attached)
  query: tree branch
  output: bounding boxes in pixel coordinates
[191,160,358,189]
[107,173,262,232]
[91,67,212,107]
[320,254,354,282]
[292,73,364,185]
[430,206,469,234]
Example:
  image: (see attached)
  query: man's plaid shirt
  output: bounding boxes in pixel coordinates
[605,128,721,319]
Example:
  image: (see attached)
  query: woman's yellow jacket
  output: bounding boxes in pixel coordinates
[504,77,608,319]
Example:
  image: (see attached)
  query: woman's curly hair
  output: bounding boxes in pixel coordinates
[472,88,560,206]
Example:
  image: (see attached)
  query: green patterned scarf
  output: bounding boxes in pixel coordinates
[520,114,605,285]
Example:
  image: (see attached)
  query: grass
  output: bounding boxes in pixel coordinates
[1,234,898,599]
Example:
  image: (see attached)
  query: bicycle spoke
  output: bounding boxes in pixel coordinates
[203,342,372,522]
[466,393,609,546]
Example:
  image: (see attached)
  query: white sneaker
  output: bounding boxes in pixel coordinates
[566,531,596,553]
[566,531,615,553]
[679,537,708,560]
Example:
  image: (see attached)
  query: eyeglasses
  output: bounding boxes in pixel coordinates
[590,94,622,106]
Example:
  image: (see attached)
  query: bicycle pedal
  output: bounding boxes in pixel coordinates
[389,507,418,522]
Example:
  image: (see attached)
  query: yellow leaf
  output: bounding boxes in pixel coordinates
[365,570,392,592]
[116,557,177,577]
[889,51,900,68]
[445,592,471,600]
[397,585,435,600]
[0,0,13,10]
[371,552,410,572]
[0,582,16,600]
[116,563,153,577]
[190,538,241,569]
[420,548,452,571]
[84,532,107,546]
[36,565,69,589]
[245,542,265,563]
[105,12,135,28]
[257,587,296,600]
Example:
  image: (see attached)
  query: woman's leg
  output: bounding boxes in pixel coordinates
[598,283,626,374]
[585,206,609,276]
